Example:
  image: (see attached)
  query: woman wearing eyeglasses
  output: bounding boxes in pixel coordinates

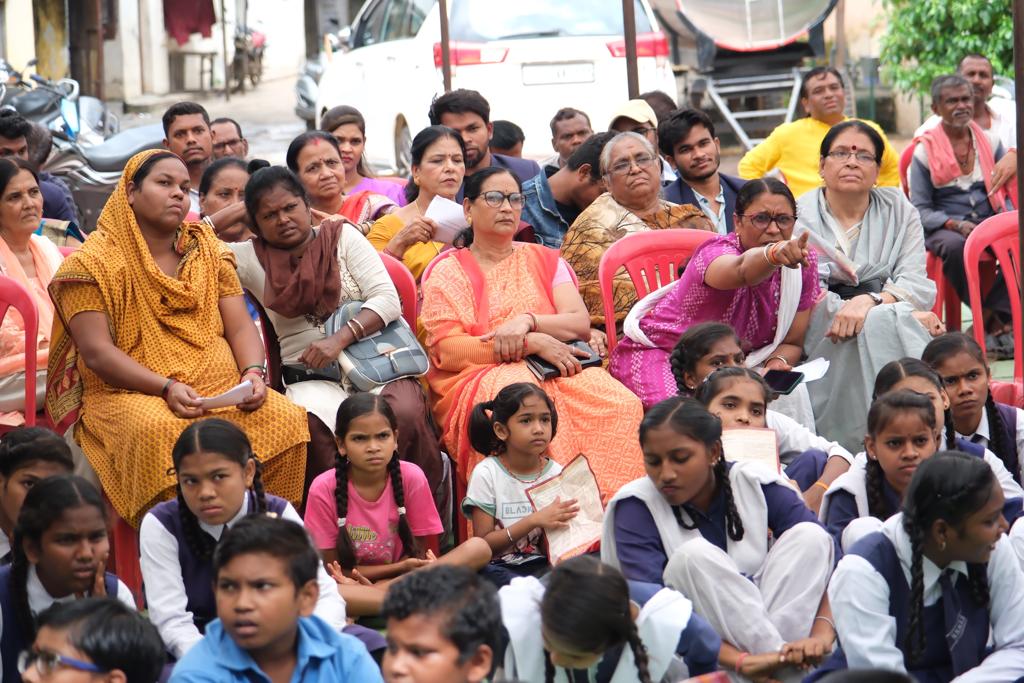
[559,132,711,341]
[609,177,819,415]
[421,166,646,516]
[799,120,941,452]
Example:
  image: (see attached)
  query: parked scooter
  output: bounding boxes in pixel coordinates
[44,123,165,232]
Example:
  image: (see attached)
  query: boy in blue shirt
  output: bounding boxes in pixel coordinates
[170,515,382,683]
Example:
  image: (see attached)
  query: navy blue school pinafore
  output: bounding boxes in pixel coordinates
[148,492,289,632]
[804,531,989,683]
[0,564,120,683]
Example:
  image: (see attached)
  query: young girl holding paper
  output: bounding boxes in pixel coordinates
[601,397,837,680]
[464,383,578,584]
[693,366,852,513]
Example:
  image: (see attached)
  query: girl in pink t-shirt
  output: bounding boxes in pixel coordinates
[304,393,489,584]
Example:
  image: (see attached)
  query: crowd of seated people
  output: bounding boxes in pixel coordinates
[1,53,1023,683]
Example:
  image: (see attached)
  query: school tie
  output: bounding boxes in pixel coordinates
[970,433,986,445]
[939,569,974,676]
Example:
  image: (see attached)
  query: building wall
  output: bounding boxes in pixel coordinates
[31,0,68,79]
[3,0,36,70]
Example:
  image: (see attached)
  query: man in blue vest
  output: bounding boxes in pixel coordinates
[660,108,744,234]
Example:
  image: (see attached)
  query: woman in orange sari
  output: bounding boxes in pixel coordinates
[46,150,309,527]
[287,131,396,233]
[421,166,644,501]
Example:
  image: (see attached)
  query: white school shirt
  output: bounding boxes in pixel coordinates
[140,496,347,659]
[767,409,855,466]
[463,457,562,564]
[0,566,136,676]
[829,514,1024,682]
[955,406,1024,482]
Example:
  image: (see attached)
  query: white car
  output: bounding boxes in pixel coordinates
[315,0,677,174]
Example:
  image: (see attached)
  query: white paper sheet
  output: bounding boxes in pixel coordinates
[525,455,604,563]
[794,227,860,284]
[720,428,780,472]
[199,380,253,409]
[424,195,469,244]
[792,357,830,383]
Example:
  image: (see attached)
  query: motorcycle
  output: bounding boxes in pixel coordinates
[44,123,165,233]
[0,58,118,146]
[232,25,266,92]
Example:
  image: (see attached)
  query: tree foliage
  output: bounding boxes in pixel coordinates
[880,0,1013,95]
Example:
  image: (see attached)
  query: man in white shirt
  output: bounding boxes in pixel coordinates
[916,53,1017,190]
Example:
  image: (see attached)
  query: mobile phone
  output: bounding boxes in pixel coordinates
[763,369,804,395]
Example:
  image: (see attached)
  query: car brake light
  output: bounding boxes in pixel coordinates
[433,42,509,68]
[606,32,670,58]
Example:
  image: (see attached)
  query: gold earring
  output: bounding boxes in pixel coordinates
[940,539,947,552]
[467,216,473,226]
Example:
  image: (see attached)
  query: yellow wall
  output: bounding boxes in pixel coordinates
[32,0,68,79]
[3,0,37,70]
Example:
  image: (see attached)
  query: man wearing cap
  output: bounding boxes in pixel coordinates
[738,66,900,197]
[609,99,678,187]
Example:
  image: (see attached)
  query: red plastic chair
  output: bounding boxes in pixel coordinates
[0,275,38,429]
[964,211,1022,403]
[898,144,914,197]
[598,229,716,351]
[927,252,961,331]
[380,251,418,329]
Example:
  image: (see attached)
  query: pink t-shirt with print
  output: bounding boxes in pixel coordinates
[304,460,443,564]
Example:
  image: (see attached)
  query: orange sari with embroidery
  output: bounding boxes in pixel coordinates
[421,244,645,503]
[45,150,309,527]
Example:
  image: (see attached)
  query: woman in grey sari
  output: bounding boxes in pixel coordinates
[799,120,944,451]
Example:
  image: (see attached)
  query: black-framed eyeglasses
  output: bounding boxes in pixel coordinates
[607,153,657,177]
[736,212,797,230]
[212,138,245,153]
[18,649,108,676]
[476,191,525,209]
[825,149,877,165]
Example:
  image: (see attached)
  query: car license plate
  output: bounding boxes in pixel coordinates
[521,62,594,86]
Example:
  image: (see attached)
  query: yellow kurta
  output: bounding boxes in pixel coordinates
[46,150,308,527]
[365,213,443,281]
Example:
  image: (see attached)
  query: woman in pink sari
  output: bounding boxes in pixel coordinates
[608,178,820,412]
[0,158,63,426]
[421,167,644,503]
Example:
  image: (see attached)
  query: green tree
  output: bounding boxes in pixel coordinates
[880,0,1013,95]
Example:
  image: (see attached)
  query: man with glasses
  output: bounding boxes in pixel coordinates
[560,132,709,341]
[210,117,249,160]
[738,67,900,197]
[608,99,678,187]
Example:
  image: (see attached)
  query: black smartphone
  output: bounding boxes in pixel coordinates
[763,369,804,395]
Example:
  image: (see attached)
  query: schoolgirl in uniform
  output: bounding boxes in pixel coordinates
[820,391,941,550]
[693,366,852,513]
[602,397,836,680]
[140,418,348,660]
[922,332,1024,484]
[497,555,721,683]
[809,451,1024,682]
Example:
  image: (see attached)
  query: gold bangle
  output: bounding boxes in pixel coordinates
[505,527,515,546]
[346,319,361,340]
[813,480,830,493]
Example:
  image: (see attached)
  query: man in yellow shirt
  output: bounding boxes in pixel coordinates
[738,67,901,197]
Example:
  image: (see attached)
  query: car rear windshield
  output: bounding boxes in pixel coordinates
[450,0,653,41]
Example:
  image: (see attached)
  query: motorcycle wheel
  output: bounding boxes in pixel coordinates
[249,54,263,87]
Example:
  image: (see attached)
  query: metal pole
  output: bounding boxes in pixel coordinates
[439,0,452,92]
[220,0,230,100]
[622,0,639,98]
[1015,0,1024,321]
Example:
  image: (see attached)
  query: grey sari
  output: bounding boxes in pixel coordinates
[799,186,936,451]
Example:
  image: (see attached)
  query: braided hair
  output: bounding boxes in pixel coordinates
[170,419,268,561]
[333,393,421,571]
[902,451,995,665]
[641,397,744,541]
[668,322,741,395]
[11,475,106,643]
[923,332,1013,474]
[468,383,558,457]
[540,556,652,683]
[874,358,959,450]
[864,391,938,520]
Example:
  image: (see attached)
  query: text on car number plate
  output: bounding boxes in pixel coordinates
[521,62,595,85]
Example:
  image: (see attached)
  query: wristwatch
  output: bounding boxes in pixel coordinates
[868,292,884,305]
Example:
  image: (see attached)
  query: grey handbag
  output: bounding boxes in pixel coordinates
[325,301,430,391]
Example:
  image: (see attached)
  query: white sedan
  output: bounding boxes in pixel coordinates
[316,0,678,174]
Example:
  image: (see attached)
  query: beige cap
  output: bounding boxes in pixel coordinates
[608,99,658,130]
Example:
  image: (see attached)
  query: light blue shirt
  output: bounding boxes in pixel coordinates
[693,184,728,235]
[169,615,382,683]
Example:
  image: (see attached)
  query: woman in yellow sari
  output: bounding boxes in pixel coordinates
[46,150,309,527]
[421,166,645,504]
